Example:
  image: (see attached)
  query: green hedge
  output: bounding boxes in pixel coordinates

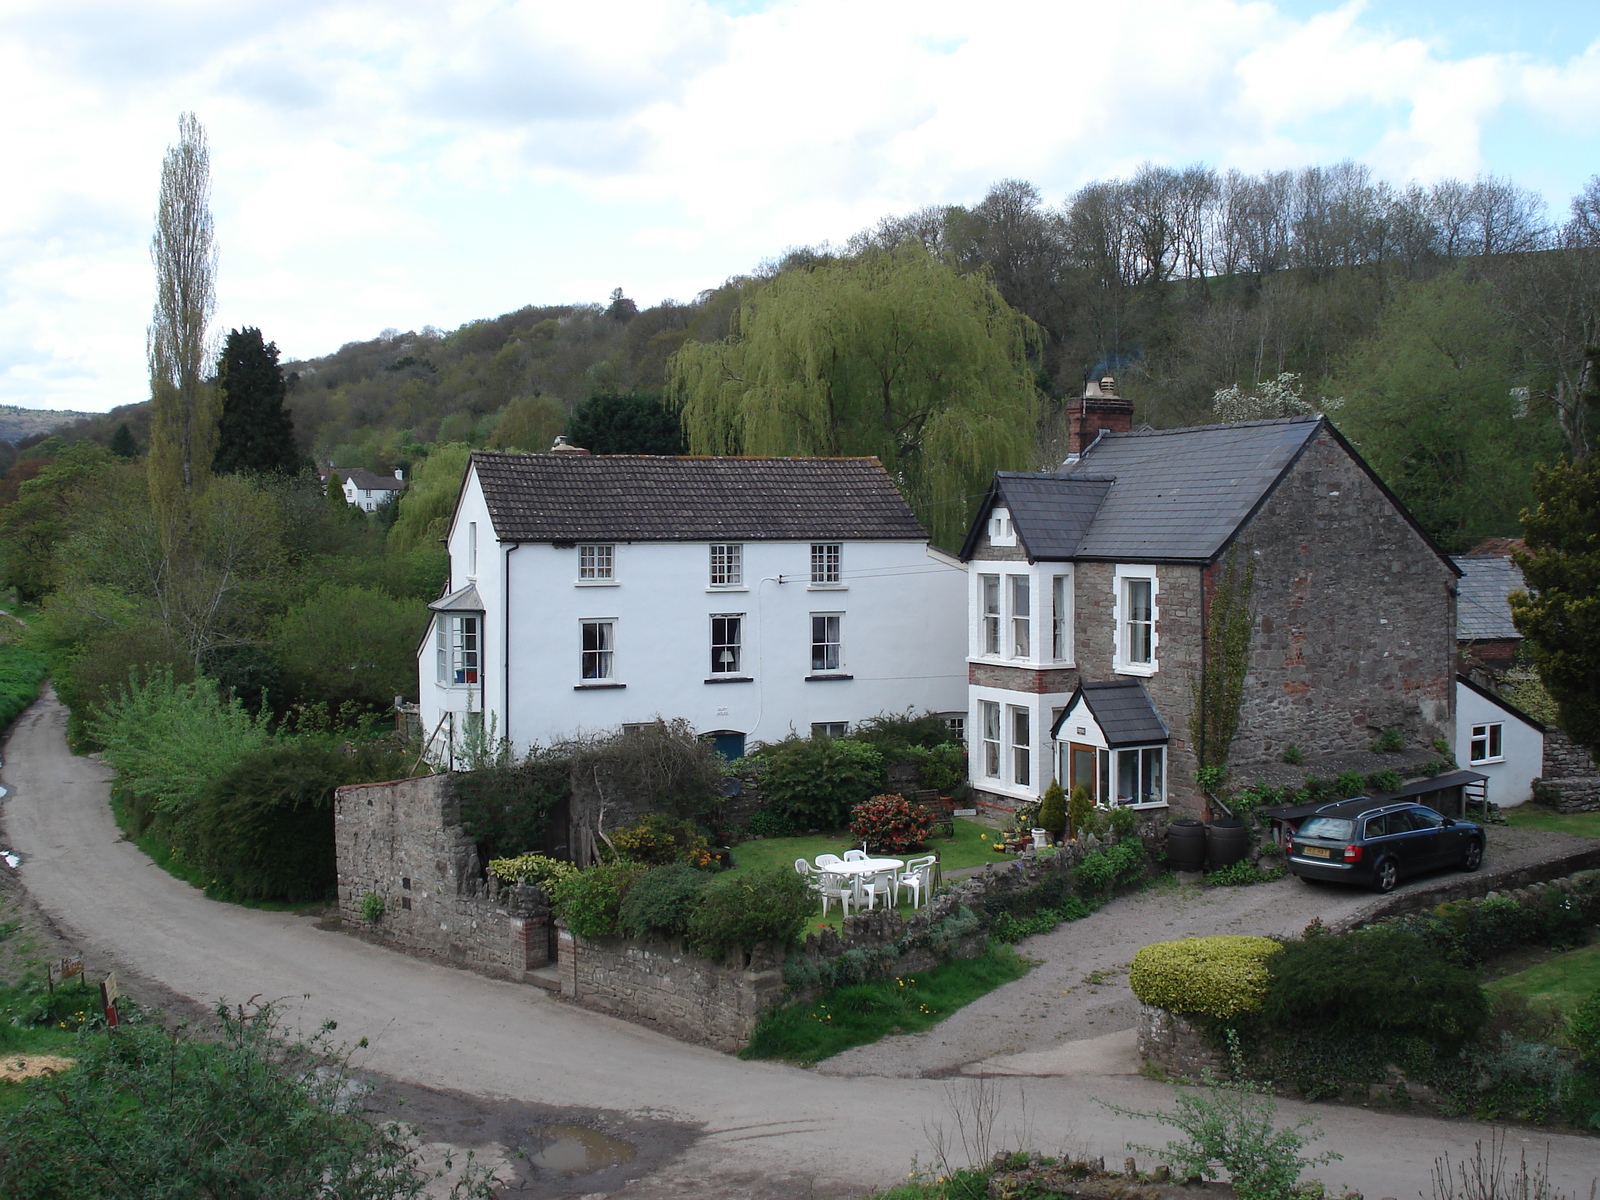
[1128,936,1282,1019]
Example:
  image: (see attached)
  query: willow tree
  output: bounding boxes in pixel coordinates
[667,245,1040,546]
[147,112,220,541]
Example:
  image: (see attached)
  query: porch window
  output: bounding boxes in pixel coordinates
[1469,723,1504,764]
[711,614,743,674]
[436,615,480,686]
[1113,745,1165,806]
[980,701,1001,779]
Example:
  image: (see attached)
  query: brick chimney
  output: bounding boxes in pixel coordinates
[1066,376,1134,456]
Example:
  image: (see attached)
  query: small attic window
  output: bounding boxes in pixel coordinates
[989,507,1017,547]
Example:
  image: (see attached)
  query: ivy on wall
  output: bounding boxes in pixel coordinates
[1192,549,1256,776]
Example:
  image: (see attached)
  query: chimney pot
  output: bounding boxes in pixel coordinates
[550,435,590,455]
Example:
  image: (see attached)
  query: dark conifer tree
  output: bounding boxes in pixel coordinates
[214,327,300,475]
[565,393,685,454]
[108,423,138,458]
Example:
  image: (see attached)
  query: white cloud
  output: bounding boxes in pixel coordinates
[3,0,1599,411]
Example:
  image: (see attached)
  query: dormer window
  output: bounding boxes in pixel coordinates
[988,507,1017,547]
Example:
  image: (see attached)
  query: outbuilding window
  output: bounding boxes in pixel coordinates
[1469,723,1504,764]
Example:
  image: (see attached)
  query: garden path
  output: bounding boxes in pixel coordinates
[4,692,1598,1200]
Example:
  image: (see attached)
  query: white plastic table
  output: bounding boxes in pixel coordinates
[819,856,903,875]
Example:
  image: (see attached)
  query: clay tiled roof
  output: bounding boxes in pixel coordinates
[469,453,927,543]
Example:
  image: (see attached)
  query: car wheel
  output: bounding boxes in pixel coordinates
[1373,858,1399,893]
[1461,839,1484,872]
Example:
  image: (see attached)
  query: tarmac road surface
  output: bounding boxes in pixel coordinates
[4,690,1598,1199]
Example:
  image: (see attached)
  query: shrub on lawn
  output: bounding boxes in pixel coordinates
[1261,927,1487,1055]
[618,863,713,938]
[755,736,884,829]
[1129,936,1282,1019]
[686,866,813,956]
[549,862,649,939]
[1067,784,1094,839]
[1036,780,1067,839]
[191,739,410,902]
[848,794,934,855]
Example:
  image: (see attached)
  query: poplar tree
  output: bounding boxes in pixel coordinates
[147,112,220,537]
[667,244,1039,546]
[214,327,300,476]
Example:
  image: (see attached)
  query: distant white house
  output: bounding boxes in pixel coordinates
[322,467,407,512]
[1455,673,1544,808]
[417,450,967,762]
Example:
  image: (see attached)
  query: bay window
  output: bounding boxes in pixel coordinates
[1009,705,1030,787]
[1051,574,1071,661]
[435,615,480,686]
[980,700,1001,779]
[980,574,1001,655]
[1113,746,1165,806]
[1009,576,1030,659]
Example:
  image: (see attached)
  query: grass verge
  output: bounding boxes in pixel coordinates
[1502,805,1600,839]
[740,944,1031,1065]
[0,644,48,731]
[1488,941,1600,1019]
[108,793,321,914]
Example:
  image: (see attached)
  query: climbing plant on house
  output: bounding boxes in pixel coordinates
[1192,549,1255,777]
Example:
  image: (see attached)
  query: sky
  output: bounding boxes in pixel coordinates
[4,0,1599,413]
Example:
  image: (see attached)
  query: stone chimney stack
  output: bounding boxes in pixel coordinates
[1066,376,1134,456]
[549,435,591,455]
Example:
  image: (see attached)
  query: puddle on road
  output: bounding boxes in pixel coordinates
[527,1123,636,1175]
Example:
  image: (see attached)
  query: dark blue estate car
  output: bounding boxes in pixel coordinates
[1287,797,1484,893]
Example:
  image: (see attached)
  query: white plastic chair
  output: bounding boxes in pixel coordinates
[815,853,842,868]
[897,857,936,909]
[816,871,857,918]
[842,849,868,862]
[860,868,895,910]
[794,858,811,877]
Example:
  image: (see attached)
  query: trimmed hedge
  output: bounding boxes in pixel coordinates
[1129,936,1282,1019]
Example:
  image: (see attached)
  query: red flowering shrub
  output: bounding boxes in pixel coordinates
[849,794,935,855]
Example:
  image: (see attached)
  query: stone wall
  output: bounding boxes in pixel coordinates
[1137,1003,1225,1079]
[333,774,552,982]
[556,930,786,1053]
[1539,729,1600,813]
[1229,427,1456,768]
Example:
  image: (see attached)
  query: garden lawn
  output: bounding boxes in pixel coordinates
[741,945,1031,1065]
[1502,806,1600,839]
[1489,941,1600,1020]
[728,817,1015,877]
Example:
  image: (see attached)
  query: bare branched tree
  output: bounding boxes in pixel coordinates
[147,111,220,541]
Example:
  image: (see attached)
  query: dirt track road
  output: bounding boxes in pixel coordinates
[4,691,1598,1199]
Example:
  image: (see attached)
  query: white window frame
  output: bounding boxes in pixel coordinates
[580,619,615,681]
[942,712,966,741]
[1112,745,1167,808]
[980,573,1001,656]
[1469,722,1504,765]
[810,612,843,673]
[809,543,842,586]
[709,544,743,588]
[578,543,615,582]
[710,613,744,674]
[1050,571,1073,663]
[435,614,480,687]
[988,507,1017,547]
[811,721,848,739]
[1113,565,1159,676]
[980,700,1001,779]
[1008,705,1031,787]
[1009,575,1031,659]
[467,522,478,578]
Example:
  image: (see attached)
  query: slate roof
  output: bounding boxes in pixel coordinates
[1454,555,1525,641]
[468,453,927,543]
[1051,680,1169,747]
[336,468,406,492]
[964,417,1323,562]
[429,583,484,612]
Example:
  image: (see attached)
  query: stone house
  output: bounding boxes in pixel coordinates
[959,386,1459,816]
[417,450,967,762]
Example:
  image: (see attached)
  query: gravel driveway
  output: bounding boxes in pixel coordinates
[820,825,1597,1079]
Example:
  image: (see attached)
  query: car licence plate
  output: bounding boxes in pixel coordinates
[1301,846,1331,858]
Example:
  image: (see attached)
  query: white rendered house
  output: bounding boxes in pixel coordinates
[417,451,968,762]
[1454,674,1545,808]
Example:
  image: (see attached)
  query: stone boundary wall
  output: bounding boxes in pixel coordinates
[1538,729,1600,813]
[333,774,552,982]
[556,929,785,1052]
[1137,1004,1225,1079]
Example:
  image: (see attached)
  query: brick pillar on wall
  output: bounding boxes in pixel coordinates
[512,913,550,970]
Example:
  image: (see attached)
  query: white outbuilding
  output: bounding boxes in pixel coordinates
[1454,673,1545,808]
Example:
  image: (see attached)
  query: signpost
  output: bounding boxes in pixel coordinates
[45,954,83,991]
[100,971,120,1028]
